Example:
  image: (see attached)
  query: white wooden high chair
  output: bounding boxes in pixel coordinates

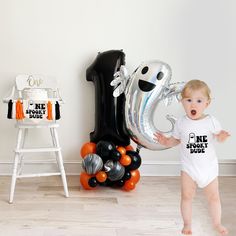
[3,74,69,203]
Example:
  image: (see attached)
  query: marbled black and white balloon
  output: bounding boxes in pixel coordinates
[104,160,125,181]
[82,153,103,175]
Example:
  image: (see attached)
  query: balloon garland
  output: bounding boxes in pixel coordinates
[80,141,141,191]
[80,50,141,191]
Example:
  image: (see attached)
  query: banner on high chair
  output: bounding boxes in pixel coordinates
[9,100,60,121]
[24,101,49,120]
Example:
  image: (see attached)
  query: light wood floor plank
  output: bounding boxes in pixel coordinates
[0,176,235,236]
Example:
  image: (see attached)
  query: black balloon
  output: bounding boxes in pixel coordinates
[110,150,122,161]
[102,178,114,187]
[88,177,98,188]
[116,179,125,187]
[123,171,131,180]
[86,50,130,146]
[126,151,142,170]
[96,140,116,161]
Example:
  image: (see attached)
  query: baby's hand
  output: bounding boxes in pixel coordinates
[153,132,168,146]
[214,130,230,142]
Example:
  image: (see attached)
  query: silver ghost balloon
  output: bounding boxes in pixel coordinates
[111,60,185,151]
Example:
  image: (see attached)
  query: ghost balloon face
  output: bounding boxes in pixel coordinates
[124,61,182,150]
[135,63,171,93]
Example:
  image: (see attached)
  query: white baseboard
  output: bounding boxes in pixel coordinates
[139,160,236,176]
[0,160,236,176]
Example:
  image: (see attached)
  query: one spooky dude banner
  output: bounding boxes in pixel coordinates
[7,100,61,121]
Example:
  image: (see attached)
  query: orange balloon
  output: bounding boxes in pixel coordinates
[80,142,96,158]
[125,145,134,151]
[117,146,126,155]
[130,169,140,184]
[123,180,136,191]
[96,171,107,183]
[80,172,94,190]
[119,154,131,166]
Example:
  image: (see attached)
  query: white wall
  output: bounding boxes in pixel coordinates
[0,0,235,174]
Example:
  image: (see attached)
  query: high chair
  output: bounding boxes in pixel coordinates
[3,74,69,203]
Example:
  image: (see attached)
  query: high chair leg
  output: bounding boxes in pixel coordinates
[18,128,28,175]
[51,128,69,198]
[9,153,20,203]
[9,128,23,203]
[50,128,59,169]
[50,128,56,147]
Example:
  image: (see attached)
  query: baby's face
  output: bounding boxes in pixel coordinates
[181,89,210,120]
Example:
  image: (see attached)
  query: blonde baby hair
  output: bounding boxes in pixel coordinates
[181,80,211,101]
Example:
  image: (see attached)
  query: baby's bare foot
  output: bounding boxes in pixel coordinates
[181,225,192,235]
[215,224,228,235]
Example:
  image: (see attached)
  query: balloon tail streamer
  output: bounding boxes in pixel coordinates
[136,144,142,154]
[16,99,25,120]
[7,99,13,119]
[47,101,53,120]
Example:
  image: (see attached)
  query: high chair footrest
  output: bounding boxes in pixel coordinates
[16,172,61,178]
[15,147,61,153]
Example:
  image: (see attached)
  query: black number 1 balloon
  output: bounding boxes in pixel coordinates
[86,50,130,146]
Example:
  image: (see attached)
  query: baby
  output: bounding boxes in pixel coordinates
[154,80,230,235]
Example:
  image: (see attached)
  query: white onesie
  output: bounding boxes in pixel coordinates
[172,115,222,188]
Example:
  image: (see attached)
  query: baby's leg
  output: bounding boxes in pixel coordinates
[181,171,196,235]
[203,177,228,235]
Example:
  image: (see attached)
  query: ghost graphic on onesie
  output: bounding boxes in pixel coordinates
[172,115,222,188]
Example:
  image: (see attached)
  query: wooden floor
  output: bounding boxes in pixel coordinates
[0,176,235,236]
